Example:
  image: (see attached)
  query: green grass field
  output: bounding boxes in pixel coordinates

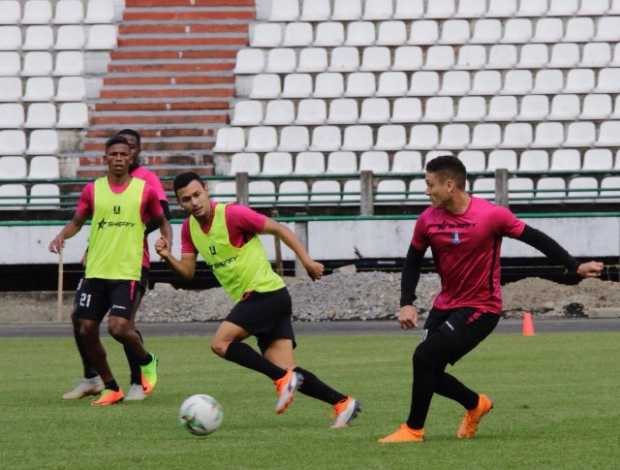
[1,331,619,470]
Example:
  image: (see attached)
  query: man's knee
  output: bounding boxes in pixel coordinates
[210,338,231,358]
[413,343,434,369]
[107,318,130,340]
[78,320,97,339]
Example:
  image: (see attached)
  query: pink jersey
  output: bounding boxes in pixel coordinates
[413,197,525,314]
[76,178,164,268]
[181,202,267,254]
[131,166,168,202]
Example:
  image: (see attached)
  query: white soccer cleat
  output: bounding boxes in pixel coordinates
[125,384,146,401]
[62,376,104,400]
[331,397,362,429]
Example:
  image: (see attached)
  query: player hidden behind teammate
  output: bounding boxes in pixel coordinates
[61,129,172,402]
[49,135,172,406]
[379,155,603,443]
[155,172,361,428]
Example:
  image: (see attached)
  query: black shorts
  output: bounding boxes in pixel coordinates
[226,287,296,354]
[421,307,500,365]
[74,269,148,322]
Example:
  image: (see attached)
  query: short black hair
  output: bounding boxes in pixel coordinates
[425,154,467,190]
[105,135,130,152]
[116,129,141,146]
[174,172,204,194]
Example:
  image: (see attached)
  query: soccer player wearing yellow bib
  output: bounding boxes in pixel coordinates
[156,172,360,428]
[49,136,172,406]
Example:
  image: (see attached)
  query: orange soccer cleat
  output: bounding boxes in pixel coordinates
[457,393,494,439]
[274,369,303,415]
[91,389,124,407]
[379,424,425,443]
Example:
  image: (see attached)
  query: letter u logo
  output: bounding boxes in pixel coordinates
[209,246,217,256]
[113,205,121,215]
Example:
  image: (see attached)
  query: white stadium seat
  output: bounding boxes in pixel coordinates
[266,48,297,74]
[283,22,312,47]
[249,181,276,204]
[250,23,282,48]
[0,103,23,127]
[0,52,19,75]
[22,0,52,24]
[29,156,59,178]
[472,20,501,44]
[345,21,376,46]
[314,22,344,47]
[22,52,53,76]
[359,98,389,124]
[295,152,325,174]
[532,122,563,148]
[548,95,580,120]
[376,179,407,201]
[488,150,517,171]
[426,0,456,18]
[0,1,20,24]
[488,0,517,16]
[509,177,534,200]
[55,25,86,49]
[597,122,620,146]
[211,181,236,203]
[596,17,620,42]
[472,178,495,199]
[600,177,620,198]
[327,98,358,124]
[234,49,265,74]
[360,47,390,71]
[278,126,309,152]
[583,150,613,170]
[392,151,423,173]
[0,157,27,179]
[425,97,454,122]
[245,126,278,153]
[296,99,326,125]
[519,44,549,68]
[471,124,502,149]
[551,149,580,170]
[333,0,362,21]
[86,25,117,50]
[23,26,54,50]
[57,103,89,128]
[230,153,260,175]
[440,20,470,44]
[457,45,486,69]
[360,151,389,172]
[455,96,485,121]
[425,46,455,69]
[365,0,394,20]
[518,0,548,17]
[578,0,608,15]
[409,179,428,200]
[393,46,424,71]
[298,48,328,72]
[502,19,532,43]
[85,0,115,23]
[279,181,309,203]
[409,21,439,45]
[282,73,313,98]
[537,178,566,199]
[596,68,620,93]
[310,180,341,203]
[565,69,595,93]
[345,72,375,97]
[262,152,293,175]
[407,125,439,149]
[213,127,245,153]
[310,126,341,152]
[269,0,299,22]
[439,124,470,150]
[250,74,281,99]
[301,0,330,21]
[53,51,84,76]
[342,179,360,202]
[25,102,56,128]
[27,130,58,155]
[533,70,563,94]
[459,151,486,172]
[326,152,357,173]
[520,150,549,171]
[23,77,54,101]
[548,0,578,15]
[532,18,563,43]
[502,70,532,94]
[54,0,84,24]
[30,184,60,207]
[329,47,359,72]
[231,101,263,126]
[0,184,27,208]
[581,43,611,68]
[341,125,373,151]
[375,125,406,151]
[518,95,549,121]
[470,71,501,95]
[565,18,594,42]
[582,94,612,120]
[391,97,422,123]
[377,21,407,45]
[568,178,598,199]
[489,96,518,121]
[549,43,579,68]
[55,77,86,101]
[409,71,439,96]
[377,72,408,97]
[314,73,344,98]
[488,45,518,69]
[394,0,424,19]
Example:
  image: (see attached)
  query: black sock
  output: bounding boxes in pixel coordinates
[436,372,478,410]
[223,341,286,381]
[294,367,346,405]
[73,321,98,379]
[137,352,153,367]
[105,379,120,392]
[126,329,144,384]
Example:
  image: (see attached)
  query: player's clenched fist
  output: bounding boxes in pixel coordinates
[304,260,324,281]
[49,235,64,254]
[155,237,170,259]
[398,305,418,330]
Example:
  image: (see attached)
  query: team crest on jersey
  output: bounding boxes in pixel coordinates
[209,245,217,255]
[113,205,121,215]
[451,231,461,245]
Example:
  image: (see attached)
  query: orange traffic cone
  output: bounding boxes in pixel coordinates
[522,311,535,336]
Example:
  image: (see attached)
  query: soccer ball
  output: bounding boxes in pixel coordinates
[178,394,224,436]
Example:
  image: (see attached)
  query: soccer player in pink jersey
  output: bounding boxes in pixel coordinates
[380,155,603,443]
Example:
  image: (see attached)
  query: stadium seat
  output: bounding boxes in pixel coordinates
[517,0,548,17]
[27,130,58,154]
[250,74,281,99]
[578,0,608,15]
[53,0,84,24]
[596,17,620,42]
[345,21,376,46]
[425,46,455,70]
[211,181,236,203]
[22,52,53,76]
[455,96,485,122]
[266,48,297,74]
[408,178,428,200]
[471,124,502,148]
[502,70,532,94]
[551,149,580,170]
[283,22,312,47]
[520,150,549,171]
[359,98,390,124]
[25,103,56,128]
[394,0,424,19]
[0,1,20,24]
[333,0,362,20]
[282,73,313,98]
[360,47,391,71]
[0,26,20,50]
[458,151,486,172]
[55,25,86,49]
[536,177,566,199]
[342,125,373,151]
[249,181,276,204]
[440,19,470,44]
[439,124,470,150]
[489,0,518,16]
[245,126,278,153]
[488,150,517,171]
[377,72,408,97]
[533,70,564,94]
[234,49,265,74]
[278,181,309,203]
[231,101,263,126]
[613,96,620,118]
[23,26,54,50]
[57,103,89,128]
[278,126,309,152]
[0,184,27,208]
[86,25,117,50]
[409,21,439,45]
[53,51,85,76]
[0,157,27,179]
[488,45,518,69]
[519,44,549,68]
[425,0,455,18]
[581,43,611,68]
[549,43,579,68]
[532,18,563,43]
[229,153,260,175]
[407,125,439,149]
[583,149,613,170]
[472,20,501,44]
[294,152,325,174]
[518,95,549,120]
[341,179,361,202]
[393,46,424,70]
[314,73,344,98]
[345,72,375,97]
[502,19,532,43]
[376,179,407,201]
[391,97,422,123]
[329,47,360,72]
[327,98,358,124]
[597,122,620,146]
[424,97,453,122]
[600,177,620,198]
[392,151,423,173]
[548,0,578,15]
[262,152,293,175]
[250,24,282,48]
[298,48,328,72]
[472,178,495,199]
[377,21,407,46]
[564,69,595,93]
[489,96,518,121]
[360,151,389,173]
[457,45,486,69]
[596,68,620,93]
[213,127,245,153]
[509,177,534,200]
[565,17,594,42]
[532,122,564,148]
[310,126,341,151]
[364,0,394,19]
[375,125,406,151]
[28,157,60,179]
[29,184,60,208]
[326,151,357,173]
[295,99,326,125]
[0,52,19,75]
[55,77,86,101]
[470,71,501,95]
[269,0,299,21]
[314,22,344,47]
[22,0,52,24]
[85,0,115,23]
[568,177,598,199]
[310,180,341,203]
[301,0,330,21]
[0,103,24,127]
[408,71,439,96]
[23,77,54,101]
[548,95,580,120]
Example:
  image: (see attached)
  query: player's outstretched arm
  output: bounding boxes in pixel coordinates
[153,214,173,247]
[399,244,425,329]
[48,213,86,253]
[155,237,196,280]
[261,218,324,280]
